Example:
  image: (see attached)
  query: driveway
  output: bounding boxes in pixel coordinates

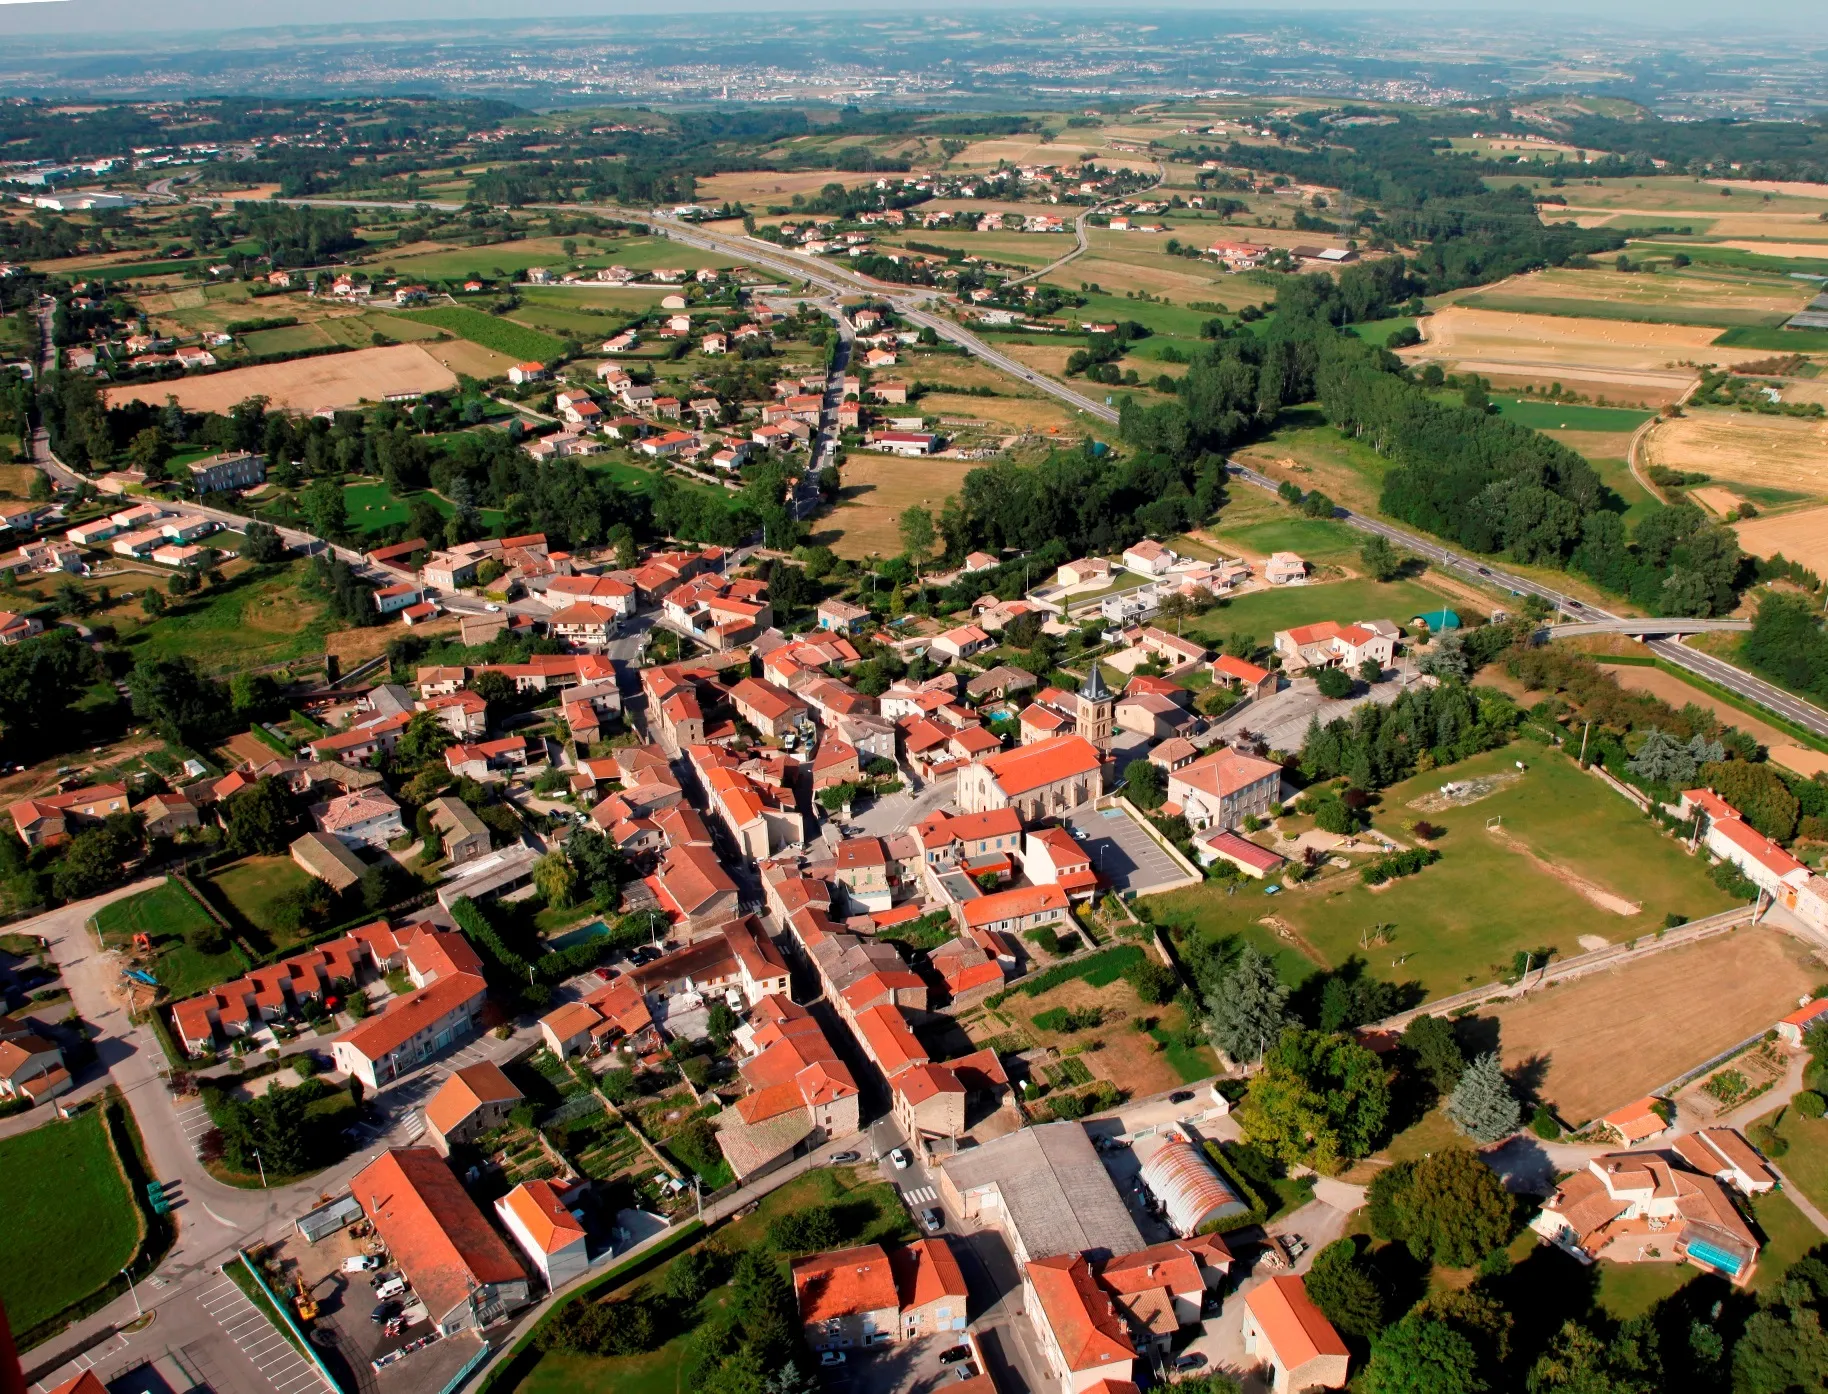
[1212,667,1416,754]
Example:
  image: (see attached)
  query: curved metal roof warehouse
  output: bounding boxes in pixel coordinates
[1141,1136,1250,1237]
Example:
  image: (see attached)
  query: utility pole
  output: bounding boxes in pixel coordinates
[1578,720,1591,767]
[122,1264,142,1319]
[253,1148,267,1189]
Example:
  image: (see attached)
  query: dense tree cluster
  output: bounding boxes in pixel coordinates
[1301,680,1521,789]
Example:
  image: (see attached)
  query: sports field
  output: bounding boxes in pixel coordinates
[1154,747,1738,1002]
[1478,927,1817,1124]
[0,1111,142,1335]
[1643,409,1828,496]
[103,344,458,415]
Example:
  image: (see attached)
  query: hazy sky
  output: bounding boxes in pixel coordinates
[0,0,1794,34]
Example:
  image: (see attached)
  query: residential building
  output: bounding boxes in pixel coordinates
[1025,1253,1138,1392]
[1022,825,1099,899]
[1778,996,1828,1047]
[311,789,405,850]
[1601,1096,1671,1147]
[1166,748,1283,831]
[508,362,546,385]
[426,796,491,866]
[539,974,658,1062]
[1212,654,1276,699]
[1671,1128,1778,1196]
[1056,557,1112,588]
[1273,621,1395,674]
[930,624,993,662]
[0,1031,69,1104]
[333,969,488,1090]
[818,598,872,635]
[729,678,810,740]
[1121,539,1176,576]
[1531,1151,1760,1283]
[7,783,129,847]
[290,830,367,893]
[913,808,1023,872]
[497,1180,590,1291]
[422,1060,523,1155]
[1679,788,1828,931]
[958,884,1069,938]
[794,1240,969,1352]
[1241,1276,1350,1394]
[186,451,266,494]
[135,789,200,840]
[718,994,860,1181]
[833,836,894,912]
[1265,552,1307,585]
[352,1148,532,1333]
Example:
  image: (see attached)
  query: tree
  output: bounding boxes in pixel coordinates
[1124,758,1166,810]
[128,656,229,747]
[1316,666,1354,699]
[1305,1238,1385,1339]
[472,670,513,710]
[1628,728,1697,787]
[1418,631,1471,681]
[1368,1148,1514,1268]
[533,851,577,909]
[1447,1052,1522,1143]
[1366,1313,1486,1394]
[222,777,295,856]
[1359,657,1385,684]
[1403,1014,1467,1096]
[1733,1295,1828,1394]
[1527,1319,1662,1394]
[301,478,349,540]
[666,1246,723,1305]
[1238,1028,1391,1173]
[242,520,286,564]
[1205,945,1292,1063]
[140,589,166,617]
[1301,490,1337,519]
[898,505,934,562]
[1123,958,1179,1005]
[50,813,142,900]
[1361,533,1401,581]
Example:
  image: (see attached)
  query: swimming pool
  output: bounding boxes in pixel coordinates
[547,920,611,953]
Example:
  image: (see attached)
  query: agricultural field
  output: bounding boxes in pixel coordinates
[366,234,733,283]
[103,344,458,414]
[316,310,451,347]
[1154,746,1739,1004]
[1644,409,1828,498]
[394,306,567,363]
[1735,504,1828,581]
[824,452,977,559]
[1406,306,1779,384]
[0,1110,143,1337]
[240,323,335,355]
[1008,973,1220,1095]
[1455,266,1815,329]
[692,169,881,204]
[917,391,1084,435]
[1472,927,1818,1125]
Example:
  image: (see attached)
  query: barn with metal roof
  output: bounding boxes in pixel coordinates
[1140,1136,1249,1236]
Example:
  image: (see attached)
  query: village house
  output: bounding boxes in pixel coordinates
[421,1060,523,1155]
[1241,1276,1350,1394]
[1532,1150,1760,1284]
[1166,747,1284,831]
[496,1179,590,1292]
[1273,621,1395,674]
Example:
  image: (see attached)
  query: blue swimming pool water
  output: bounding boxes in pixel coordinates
[547,920,611,953]
[1687,1239,1744,1276]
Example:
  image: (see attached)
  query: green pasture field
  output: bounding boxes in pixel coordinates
[1343,315,1419,346]
[1185,575,1460,648]
[1713,324,1828,352]
[395,307,567,362]
[1589,457,1661,534]
[1050,290,1222,342]
[0,1111,142,1334]
[1153,747,1737,1002]
[1457,293,1789,330]
[506,301,642,338]
[241,323,334,354]
[1206,512,1367,567]
[1490,399,1653,432]
[342,480,507,536]
[92,880,244,997]
[112,560,342,676]
[317,312,450,348]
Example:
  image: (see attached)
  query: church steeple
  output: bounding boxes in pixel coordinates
[1077,665,1114,747]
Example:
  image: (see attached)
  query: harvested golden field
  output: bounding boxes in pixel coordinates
[999,343,1078,381]
[1735,503,1828,575]
[899,354,1028,392]
[1409,306,1768,373]
[693,169,880,203]
[1707,179,1828,201]
[104,343,457,415]
[945,138,1105,168]
[1482,928,1821,1124]
[825,454,976,559]
[1690,485,1743,515]
[423,339,517,379]
[1065,254,1224,298]
[1526,176,1828,214]
[1476,371,1687,409]
[1644,410,1828,494]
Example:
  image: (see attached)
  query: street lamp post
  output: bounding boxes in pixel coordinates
[122,1264,143,1319]
[253,1148,267,1189]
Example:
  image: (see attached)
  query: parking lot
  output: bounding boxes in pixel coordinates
[1213,668,1413,753]
[195,1274,327,1394]
[817,1335,976,1394]
[1063,802,1191,895]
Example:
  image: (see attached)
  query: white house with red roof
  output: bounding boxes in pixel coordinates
[1680,787,1828,931]
[496,1179,589,1290]
[1274,621,1395,673]
[1166,748,1284,831]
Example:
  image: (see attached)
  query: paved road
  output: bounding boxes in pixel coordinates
[1222,461,1828,740]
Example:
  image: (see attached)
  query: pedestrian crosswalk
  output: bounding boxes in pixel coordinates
[901,1185,937,1206]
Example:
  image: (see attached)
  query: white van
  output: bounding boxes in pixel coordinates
[373,1276,408,1302]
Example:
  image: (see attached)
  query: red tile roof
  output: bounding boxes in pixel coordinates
[1245,1275,1348,1369]
[499,1179,587,1254]
[855,1004,929,1077]
[793,1243,899,1323]
[960,883,1067,929]
[337,973,485,1066]
[891,1237,969,1309]
[1026,1253,1136,1371]
[424,1060,522,1138]
[354,1148,525,1321]
[974,735,1101,797]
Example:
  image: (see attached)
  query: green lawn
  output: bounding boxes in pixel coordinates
[1207,514,1366,566]
[205,856,315,943]
[1750,1105,1828,1219]
[1344,315,1419,346]
[341,480,507,537]
[0,1112,142,1334]
[94,880,245,996]
[1185,576,1460,648]
[1154,747,1736,1000]
[395,306,567,362]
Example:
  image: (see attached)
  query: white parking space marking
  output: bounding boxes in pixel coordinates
[199,1275,330,1393]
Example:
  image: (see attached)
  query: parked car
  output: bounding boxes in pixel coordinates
[939,1347,972,1366]
[919,1207,943,1234]
[1169,1090,1194,1104]
[370,1302,400,1324]
[829,1151,861,1164]
[819,1352,847,1367]
[1174,1353,1208,1372]
[341,1255,380,1273]
[374,1277,408,1301]
[889,1147,912,1170]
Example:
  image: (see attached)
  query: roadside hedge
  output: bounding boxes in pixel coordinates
[1200,1138,1271,1236]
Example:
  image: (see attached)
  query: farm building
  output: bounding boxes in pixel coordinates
[1139,1136,1250,1235]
